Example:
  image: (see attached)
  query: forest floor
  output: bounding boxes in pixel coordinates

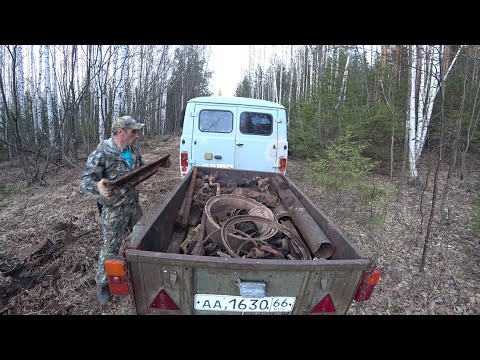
[0,135,478,315]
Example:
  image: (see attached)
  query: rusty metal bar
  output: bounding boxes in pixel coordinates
[109,154,171,187]
[167,228,188,254]
[179,167,198,228]
[271,174,334,259]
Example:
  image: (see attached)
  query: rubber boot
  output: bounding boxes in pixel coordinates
[96,283,112,305]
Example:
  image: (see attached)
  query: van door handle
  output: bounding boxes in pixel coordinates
[236,143,244,146]
[214,155,222,159]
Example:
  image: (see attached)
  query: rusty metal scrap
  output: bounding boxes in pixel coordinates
[219,215,312,260]
[256,177,270,193]
[191,211,208,255]
[272,203,291,221]
[180,223,202,254]
[271,174,334,259]
[188,202,202,226]
[247,244,285,259]
[110,154,171,187]
[204,194,278,250]
[280,219,306,259]
[177,167,198,227]
[231,187,277,207]
[167,228,188,254]
[172,171,334,261]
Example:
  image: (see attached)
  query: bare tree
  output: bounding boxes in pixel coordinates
[439,56,468,224]
[459,46,480,179]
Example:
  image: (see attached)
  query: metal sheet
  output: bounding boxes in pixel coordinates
[109,154,170,187]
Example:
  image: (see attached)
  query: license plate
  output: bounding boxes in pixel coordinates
[201,164,233,169]
[194,294,296,312]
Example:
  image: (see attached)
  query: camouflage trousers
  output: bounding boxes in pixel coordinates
[96,201,143,286]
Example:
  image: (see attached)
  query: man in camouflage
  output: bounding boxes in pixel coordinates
[80,115,145,305]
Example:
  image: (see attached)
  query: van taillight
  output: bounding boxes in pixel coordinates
[181,152,188,172]
[279,157,287,174]
[354,269,381,302]
[105,257,129,295]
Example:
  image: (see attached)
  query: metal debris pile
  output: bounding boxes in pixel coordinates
[169,169,334,260]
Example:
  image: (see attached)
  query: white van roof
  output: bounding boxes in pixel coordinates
[187,96,285,110]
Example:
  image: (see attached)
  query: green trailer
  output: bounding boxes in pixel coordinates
[111,167,380,315]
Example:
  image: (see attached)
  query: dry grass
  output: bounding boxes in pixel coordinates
[1,135,478,315]
[0,135,180,315]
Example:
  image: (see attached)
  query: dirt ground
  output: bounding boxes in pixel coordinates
[0,136,478,315]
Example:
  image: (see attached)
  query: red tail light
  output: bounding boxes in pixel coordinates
[279,157,287,174]
[107,275,129,295]
[105,258,129,295]
[310,294,336,314]
[354,269,381,301]
[150,289,179,310]
[181,152,188,172]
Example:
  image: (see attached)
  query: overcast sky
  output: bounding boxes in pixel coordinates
[207,45,379,97]
[208,45,250,97]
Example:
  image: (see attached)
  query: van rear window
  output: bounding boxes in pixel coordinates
[199,110,233,133]
[240,112,273,135]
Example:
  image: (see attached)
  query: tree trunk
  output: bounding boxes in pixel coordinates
[440,61,468,224]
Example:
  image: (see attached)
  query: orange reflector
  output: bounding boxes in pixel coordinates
[105,259,126,277]
[310,294,336,314]
[150,289,179,310]
[354,269,382,302]
[368,269,381,285]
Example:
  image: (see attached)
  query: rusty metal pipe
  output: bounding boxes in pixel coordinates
[271,174,334,259]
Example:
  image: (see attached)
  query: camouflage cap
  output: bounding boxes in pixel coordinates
[112,115,145,133]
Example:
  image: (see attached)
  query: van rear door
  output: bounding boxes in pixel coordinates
[191,103,236,169]
[234,107,278,172]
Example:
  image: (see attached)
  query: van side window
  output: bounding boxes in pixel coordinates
[240,112,273,135]
[199,110,233,133]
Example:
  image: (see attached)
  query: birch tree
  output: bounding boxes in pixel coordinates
[0,46,4,143]
[97,46,107,141]
[16,46,25,123]
[287,45,294,121]
[35,45,43,140]
[113,45,127,120]
[407,45,464,181]
[335,52,350,109]
[407,45,418,180]
[29,45,37,140]
[75,46,81,121]
[44,45,55,148]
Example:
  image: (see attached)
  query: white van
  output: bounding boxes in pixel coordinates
[179,96,288,177]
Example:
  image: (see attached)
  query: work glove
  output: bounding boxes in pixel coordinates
[97,178,114,201]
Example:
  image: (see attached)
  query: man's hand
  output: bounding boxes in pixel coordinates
[97,178,114,200]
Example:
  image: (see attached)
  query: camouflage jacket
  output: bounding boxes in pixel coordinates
[79,138,145,207]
